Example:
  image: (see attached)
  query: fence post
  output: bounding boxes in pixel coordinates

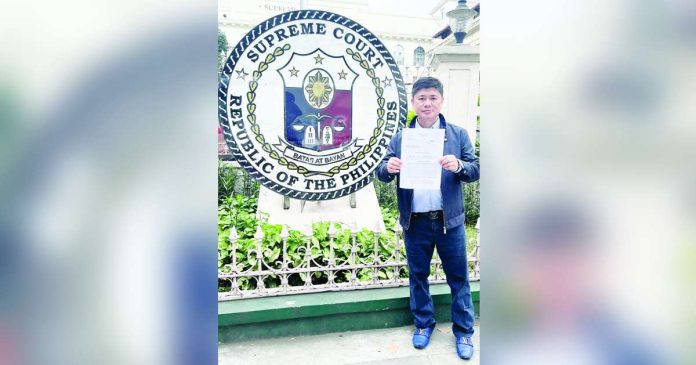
[280,225,290,293]
[349,222,359,287]
[254,225,265,292]
[394,221,403,283]
[228,227,239,294]
[303,224,313,287]
[372,222,381,284]
[327,222,337,287]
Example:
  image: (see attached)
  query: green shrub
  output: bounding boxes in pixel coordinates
[218,161,259,203]
[218,165,480,292]
[218,161,237,203]
[463,180,480,224]
[218,204,407,291]
[374,179,398,213]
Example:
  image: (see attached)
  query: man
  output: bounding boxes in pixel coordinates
[376,77,480,360]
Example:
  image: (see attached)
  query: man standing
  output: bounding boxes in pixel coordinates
[376,77,479,360]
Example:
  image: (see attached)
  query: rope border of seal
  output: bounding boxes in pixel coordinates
[218,10,407,200]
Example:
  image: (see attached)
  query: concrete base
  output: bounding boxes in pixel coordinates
[218,282,480,343]
[256,184,386,232]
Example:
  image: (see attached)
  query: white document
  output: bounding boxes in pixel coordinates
[399,128,445,189]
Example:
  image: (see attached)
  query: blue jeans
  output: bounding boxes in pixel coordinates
[404,216,475,338]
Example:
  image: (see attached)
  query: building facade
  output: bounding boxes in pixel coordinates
[218,0,479,99]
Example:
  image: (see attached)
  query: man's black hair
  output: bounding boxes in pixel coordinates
[412,77,444,97]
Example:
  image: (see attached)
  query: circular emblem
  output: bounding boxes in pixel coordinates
[218,10,406,200]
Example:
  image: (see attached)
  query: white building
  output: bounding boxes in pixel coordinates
[218,0,479,99]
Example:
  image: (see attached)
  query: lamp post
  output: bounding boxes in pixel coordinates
[446,0,477,44]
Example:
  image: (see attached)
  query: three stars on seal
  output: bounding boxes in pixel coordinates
[288,64,349,82]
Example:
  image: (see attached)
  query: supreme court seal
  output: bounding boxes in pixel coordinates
[218,10,406,200]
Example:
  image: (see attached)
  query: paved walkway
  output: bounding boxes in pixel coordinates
[219,322,480,364]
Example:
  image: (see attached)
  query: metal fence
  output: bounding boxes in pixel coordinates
[218,220,480,300]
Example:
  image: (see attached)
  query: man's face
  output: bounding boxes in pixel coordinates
[411,88,443,123]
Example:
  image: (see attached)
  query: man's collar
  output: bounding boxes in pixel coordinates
[414,118,439,129]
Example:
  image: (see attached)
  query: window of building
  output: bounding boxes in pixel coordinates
[414,47,425,66]
[395,44,404,65]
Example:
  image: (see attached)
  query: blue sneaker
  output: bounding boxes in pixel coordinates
[456,336,474,360]
[412,327,434,349]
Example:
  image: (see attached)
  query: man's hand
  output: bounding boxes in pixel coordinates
[439,154,460,172]
[386,157,402,174]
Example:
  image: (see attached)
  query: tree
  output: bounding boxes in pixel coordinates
[218,30,229,72]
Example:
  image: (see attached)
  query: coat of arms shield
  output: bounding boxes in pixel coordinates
[278,50,358,152]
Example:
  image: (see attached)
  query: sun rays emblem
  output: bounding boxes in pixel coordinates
[303,69,334,109]
[278,50,357,152]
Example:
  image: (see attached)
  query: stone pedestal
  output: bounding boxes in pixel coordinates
[429,45,480,144]
[256,184,386,232]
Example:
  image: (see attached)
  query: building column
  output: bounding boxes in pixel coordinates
[429,45,480,144]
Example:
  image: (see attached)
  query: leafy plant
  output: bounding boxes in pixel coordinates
[218,161,237,203]
[218,161,260,203]
[463,180,480,224]
[218,165,480,293]
[374,179,398,214]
